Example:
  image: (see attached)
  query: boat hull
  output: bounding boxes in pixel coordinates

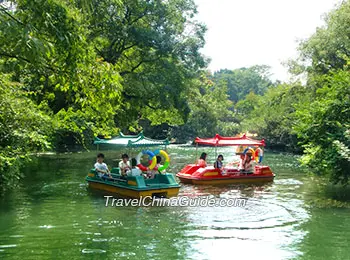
[177,175,274,185]
[87,181,180,198]
[176,164,275,185]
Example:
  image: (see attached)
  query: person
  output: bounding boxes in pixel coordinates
[94,153,111,179]
[119,153,131,176]
[238,154,245,172]
[197,152,207,167]
[147,156,162,179]
[127,158,142,177]
[243,154,254,174]
[214,155,224,169]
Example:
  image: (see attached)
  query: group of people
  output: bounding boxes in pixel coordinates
[94,150,254,180]
[94,153,163,180]
[197,152,254,174]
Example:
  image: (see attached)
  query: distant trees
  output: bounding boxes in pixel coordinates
[169,65,275,142]
[212,65,274,103]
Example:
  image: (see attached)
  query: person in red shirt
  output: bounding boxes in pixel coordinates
[197,152,207,167]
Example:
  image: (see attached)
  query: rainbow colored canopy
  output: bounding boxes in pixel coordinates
[194,134,265,147]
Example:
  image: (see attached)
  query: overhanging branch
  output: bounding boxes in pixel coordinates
[119,57,160,76]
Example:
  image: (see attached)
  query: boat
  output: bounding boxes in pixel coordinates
[86,168,180,198]
[176,134,275,185]
[86,132,180,198]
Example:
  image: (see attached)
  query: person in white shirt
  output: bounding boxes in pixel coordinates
[119,154,131,176]
[94,153,111,178]
[126,158,142,177]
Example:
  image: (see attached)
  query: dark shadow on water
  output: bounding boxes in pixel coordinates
[324,184,350,202]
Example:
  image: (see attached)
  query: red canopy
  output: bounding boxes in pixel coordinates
[194,134,265,147]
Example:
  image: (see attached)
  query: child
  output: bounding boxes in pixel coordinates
[119,153,131,176]
[127,158,142,177]
[94,153,111,178]
[147,156,162,179]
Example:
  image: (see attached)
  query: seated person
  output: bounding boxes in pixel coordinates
[126,158,142,177]
[244,155,254,173]
[94,153,111,178]
[197,152,207,167]
[146,156,162,179]
[238,154,245,171]
[239,154,254,174]
[213,154,224,169]
[119,153,131,176]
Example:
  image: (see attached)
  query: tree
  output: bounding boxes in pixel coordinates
[80,0,207,131]
[289,1,350,184]
[212,65,273,103]
[0,0,124,148]
[0,74,52,192]
[293,70,350,184]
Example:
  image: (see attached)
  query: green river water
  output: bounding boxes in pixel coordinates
[0,146,349,260]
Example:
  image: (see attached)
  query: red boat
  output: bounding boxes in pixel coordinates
[176,134,275,185]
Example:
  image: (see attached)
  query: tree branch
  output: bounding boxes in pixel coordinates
[0,51,60,73]
[120,60,144,76]
[122,92,158,110]
[0,51,31,63]
[119,57,160,76]
[122,91,138,100]
[146,103,158,110]
[0,5,24,26]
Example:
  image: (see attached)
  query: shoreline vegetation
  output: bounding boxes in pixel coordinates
[0,0,349,193]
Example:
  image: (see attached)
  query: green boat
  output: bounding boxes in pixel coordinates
[86,132,180,198]
[86,168,180,198]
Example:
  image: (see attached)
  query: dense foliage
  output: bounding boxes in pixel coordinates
[0,74,52,190]
[294,71,350,184]
[0,0,206,191]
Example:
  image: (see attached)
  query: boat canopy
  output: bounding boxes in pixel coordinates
[94,132,170,147]
[194,134,265,147]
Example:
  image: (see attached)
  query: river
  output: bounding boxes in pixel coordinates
[0,146,349,260]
